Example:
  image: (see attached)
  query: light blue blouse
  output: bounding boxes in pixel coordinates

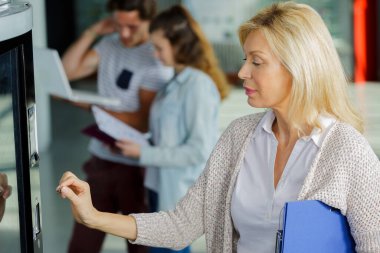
[231,110,336,253]
[139,67,220,211]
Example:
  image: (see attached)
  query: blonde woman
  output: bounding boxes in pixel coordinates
[57,2,380,253]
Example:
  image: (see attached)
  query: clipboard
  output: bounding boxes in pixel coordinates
[276,200,355,253]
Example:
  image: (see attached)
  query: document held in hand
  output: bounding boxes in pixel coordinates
[81,124,117,146]
[91,106,149,146]
[276,200,355,253]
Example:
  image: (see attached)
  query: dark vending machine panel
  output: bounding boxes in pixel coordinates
[0,1,43,252]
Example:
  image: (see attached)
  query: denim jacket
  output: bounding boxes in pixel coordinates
[140,67,220,211]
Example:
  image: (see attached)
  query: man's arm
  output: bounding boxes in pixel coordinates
[62,18,115,81]
[105,88,157,132]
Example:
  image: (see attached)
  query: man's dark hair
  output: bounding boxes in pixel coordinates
[106,0,156,20]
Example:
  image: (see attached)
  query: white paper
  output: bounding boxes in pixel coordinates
[92,106,149,146]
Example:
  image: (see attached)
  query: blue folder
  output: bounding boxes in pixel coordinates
[276,200,356,253]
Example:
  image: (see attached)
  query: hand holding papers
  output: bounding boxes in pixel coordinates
[91,106,149,146]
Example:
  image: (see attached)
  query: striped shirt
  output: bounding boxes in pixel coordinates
[94,33,173,111]
[89,34,173,165]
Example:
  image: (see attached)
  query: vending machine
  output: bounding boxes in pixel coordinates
[0,1,43,252]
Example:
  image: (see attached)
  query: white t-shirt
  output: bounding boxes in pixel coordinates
[89,34,173,165]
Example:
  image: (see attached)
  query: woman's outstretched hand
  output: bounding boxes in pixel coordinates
[0,173,12,200]
[57,171,138,240]
[56,171,98,227]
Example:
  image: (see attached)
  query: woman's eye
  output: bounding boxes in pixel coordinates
[243,58,261,66]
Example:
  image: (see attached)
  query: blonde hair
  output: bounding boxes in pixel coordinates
[239,2,363,134]
[150,5,230,100]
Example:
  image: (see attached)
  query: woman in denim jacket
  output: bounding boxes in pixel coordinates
[115,5,229,253]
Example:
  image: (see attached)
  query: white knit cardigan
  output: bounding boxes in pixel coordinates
[132,113,380,253]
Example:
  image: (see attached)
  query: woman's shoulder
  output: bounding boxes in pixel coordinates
[181,67,214,86]
[223,112,266,137]
[321,121,379,172]
[181,67,218,94]
[232,112,266,126]
[185,66,209,78]
[328,121,371,149]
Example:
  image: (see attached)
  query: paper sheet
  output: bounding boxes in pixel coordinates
[91,106,149,146]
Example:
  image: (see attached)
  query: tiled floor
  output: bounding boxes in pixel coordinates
[39,83,380,253]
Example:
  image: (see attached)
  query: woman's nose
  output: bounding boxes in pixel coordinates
[238,63,252,80]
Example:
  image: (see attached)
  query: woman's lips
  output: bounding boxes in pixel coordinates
[244,86,257,96]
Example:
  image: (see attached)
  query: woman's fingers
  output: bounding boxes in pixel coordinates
[57,171,98,226]
[116,139,131,146]
[2,186,12,199]
[0,173,7,184]
[56,171,87,197]
[60,186,81,206]
[59,171,77,184]
[0,173,11,199]
[115,141,125,149]
[57,171,79,190]
[115,140,133,156]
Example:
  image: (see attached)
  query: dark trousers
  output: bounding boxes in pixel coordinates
[68,156,148,253]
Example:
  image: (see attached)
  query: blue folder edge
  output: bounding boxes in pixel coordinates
[276,200,356,253]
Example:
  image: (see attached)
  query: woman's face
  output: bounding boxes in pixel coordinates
[238,30,292,112]
[150,30,175,67]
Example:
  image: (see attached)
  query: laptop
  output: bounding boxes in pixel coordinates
[33,48,121,107]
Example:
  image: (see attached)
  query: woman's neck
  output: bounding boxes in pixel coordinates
[174,64,186,74]
[272,110,312,145]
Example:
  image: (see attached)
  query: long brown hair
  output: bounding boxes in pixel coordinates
[149,5,230,100]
